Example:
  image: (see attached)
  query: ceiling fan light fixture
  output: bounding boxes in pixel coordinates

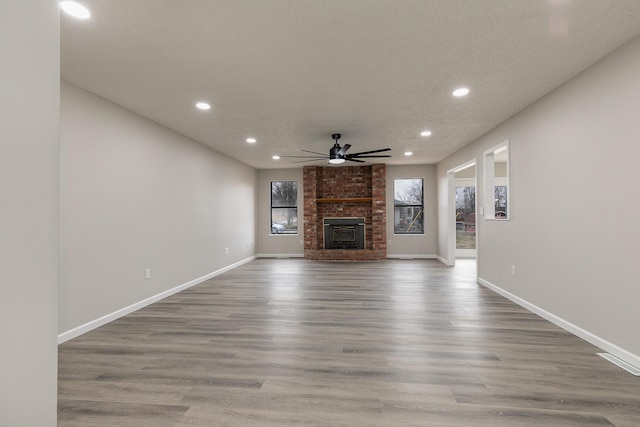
[329,143,344,163]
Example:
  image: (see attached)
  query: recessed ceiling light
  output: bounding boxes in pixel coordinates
[60,1,91,19]
[452,87,470,97]
[420,130,432,137]
[246,138,256,144]
[404,151,413,156]
[195,102,210,110]
[272,155,280,160]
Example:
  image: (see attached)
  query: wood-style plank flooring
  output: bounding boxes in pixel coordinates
[58,259,640,426]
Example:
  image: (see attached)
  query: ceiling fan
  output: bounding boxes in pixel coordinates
[281,133,391,164]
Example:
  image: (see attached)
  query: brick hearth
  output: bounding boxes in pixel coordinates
[303,164,386,260]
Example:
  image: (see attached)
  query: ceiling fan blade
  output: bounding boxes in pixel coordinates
[299,149,328,156]
[347,148,391,157]
[279,155,327,158]
[293,158,327,164]
[350,155,392,158]
[346,158,365,163]
[337,143,351,157]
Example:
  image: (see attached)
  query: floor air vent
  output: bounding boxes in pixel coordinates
[597,353,640,376]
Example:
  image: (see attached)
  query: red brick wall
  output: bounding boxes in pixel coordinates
[302,166,317,253]
[303,164,386,260]
[316,167,373,198]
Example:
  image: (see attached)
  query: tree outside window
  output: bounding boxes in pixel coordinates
[494,185,507,218]
[271,181,298,234]
[394,178,424,234]
[455,185,476,249]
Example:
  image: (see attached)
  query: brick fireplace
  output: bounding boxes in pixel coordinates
[303,164,386,260]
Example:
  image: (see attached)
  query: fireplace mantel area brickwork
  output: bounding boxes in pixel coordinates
[303,164,386,260]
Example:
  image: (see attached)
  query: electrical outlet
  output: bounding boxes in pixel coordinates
[511,265,516,276]
[224,247,229,255]
[145,268,151,279]
[300,239,304,245]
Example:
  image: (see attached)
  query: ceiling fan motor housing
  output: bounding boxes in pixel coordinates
[329,143,342,160]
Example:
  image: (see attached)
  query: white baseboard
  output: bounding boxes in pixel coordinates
[256,253,304,258]
[387,254,438,260]
[478,277,640,372]
[436,255,451,265]
[58,255,257,344]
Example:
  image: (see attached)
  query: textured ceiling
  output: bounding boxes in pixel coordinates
[61,0,640,169]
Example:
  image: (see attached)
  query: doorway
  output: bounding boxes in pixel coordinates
[453,163,477,259]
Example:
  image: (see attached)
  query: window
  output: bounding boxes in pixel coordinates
[483,140,510,220]
[394,178,424,234]
[271,181,298,234]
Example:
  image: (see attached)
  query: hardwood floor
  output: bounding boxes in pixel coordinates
[58,259,640,426]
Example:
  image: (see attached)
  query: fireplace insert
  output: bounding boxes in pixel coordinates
[323,217,365,249]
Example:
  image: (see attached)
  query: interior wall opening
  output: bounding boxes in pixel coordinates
[454,163,477,259]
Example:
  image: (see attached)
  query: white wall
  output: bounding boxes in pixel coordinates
[387,165,438,258]
[60,81,257,335]
[257,169,304,256]
[0,1,59,425]
[437,35,640,366]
